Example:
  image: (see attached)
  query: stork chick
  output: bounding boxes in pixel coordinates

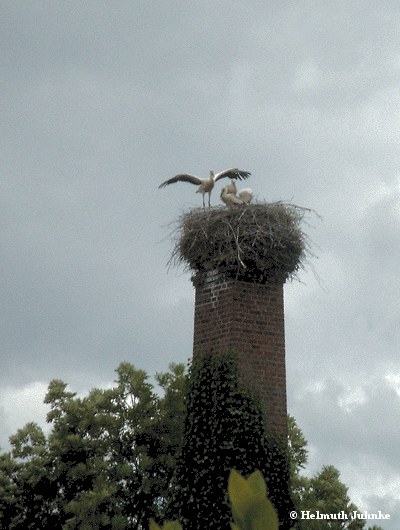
[237,188,253,204]
[225,178,238,195]
[220,186,244,207]
[220,186,253,207]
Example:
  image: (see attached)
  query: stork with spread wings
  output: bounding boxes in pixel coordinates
[159,168,251,208]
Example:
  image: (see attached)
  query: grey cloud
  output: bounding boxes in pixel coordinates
[1,1,399,523]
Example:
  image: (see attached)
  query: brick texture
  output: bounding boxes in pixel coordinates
[192,270,288,438]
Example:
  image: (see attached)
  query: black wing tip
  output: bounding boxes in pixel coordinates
[158,181,169,188]
[159,176,180,187]
[237,170,251,180]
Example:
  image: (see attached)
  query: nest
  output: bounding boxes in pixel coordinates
[168,202,312,284]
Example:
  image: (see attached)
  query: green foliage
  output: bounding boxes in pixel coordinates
[228,469,279,530]
[152,469,281,530]
[288,417,370,530]
[149,518,183,530]
[4,422,60,529]
[0,361,373,530]
[0,452,21,528]
[287,415,307,475]
[287,414,309,511]
[0,362,186,529]
[166,351,295,529]
[302,466,364,529]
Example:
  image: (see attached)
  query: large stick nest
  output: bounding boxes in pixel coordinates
[168,202,312,284]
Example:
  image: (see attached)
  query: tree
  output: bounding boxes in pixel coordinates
[287,414,308,511]
[288,416,381,530]
[0,363,379,530]
[0,362,186,529]
[0,451,21,528]
[5,421,61,529]
[303,465,364,529]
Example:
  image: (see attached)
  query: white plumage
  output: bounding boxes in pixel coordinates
[237,188,253,204]
[220,185,253,207]
[159,168,251,208]
[220,186,244,206]
[224,178,238,195]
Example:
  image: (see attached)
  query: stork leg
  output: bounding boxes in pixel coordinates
[208,192,211,209]
[202,194,206,210]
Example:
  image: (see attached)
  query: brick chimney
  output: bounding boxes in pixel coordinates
[174,203,305,440]
[192,270,287,439]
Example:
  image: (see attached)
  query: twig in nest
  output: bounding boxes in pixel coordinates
[167,202,316,283]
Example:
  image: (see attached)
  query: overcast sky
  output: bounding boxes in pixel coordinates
[1,1,400,526]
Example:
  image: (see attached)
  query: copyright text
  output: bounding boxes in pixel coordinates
[289,510,390,521]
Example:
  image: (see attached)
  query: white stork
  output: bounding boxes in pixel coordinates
[158,168,251,209]
[237,188,253,204]
[220,186,243,206]
[222,179,253,204]
[224,178,238,195]
[220,185,254,207]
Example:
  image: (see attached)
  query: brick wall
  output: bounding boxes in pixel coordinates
[192,270,288,438]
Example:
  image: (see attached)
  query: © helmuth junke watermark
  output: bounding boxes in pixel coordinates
[290,510,391,522]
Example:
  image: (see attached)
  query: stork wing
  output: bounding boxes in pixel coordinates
[158,174,202,188]
[214,168,251,182]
